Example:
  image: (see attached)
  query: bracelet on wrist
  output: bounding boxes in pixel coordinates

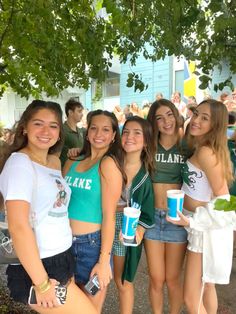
[34,278,51,294]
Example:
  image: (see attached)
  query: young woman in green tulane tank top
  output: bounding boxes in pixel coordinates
[63,110,125,313]
[144,99,188,314]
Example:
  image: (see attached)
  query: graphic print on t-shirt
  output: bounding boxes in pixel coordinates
[53,179,68,208]
[48,174,69,218]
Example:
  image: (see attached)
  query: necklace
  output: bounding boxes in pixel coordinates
[28,150,48,166]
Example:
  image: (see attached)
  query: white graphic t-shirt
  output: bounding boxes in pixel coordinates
[0,153,72,258]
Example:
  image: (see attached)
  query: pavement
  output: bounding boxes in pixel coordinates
[0,251,235,313]
[103,251,236,314]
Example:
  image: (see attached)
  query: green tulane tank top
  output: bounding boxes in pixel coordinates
[65,160,102,223]
[152,143,186,184]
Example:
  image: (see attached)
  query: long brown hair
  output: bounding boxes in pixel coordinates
[79,109,126,183]
[0,100,64,173]
[122,116,155,175]
[188,99,233,185]
[147,99,181,152]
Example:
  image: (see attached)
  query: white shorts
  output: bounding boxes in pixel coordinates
[183,209,203,253]
[186,228,203,253]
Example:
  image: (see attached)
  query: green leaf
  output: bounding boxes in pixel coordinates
[214,196,236,212]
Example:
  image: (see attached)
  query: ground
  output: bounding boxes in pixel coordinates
[0,251,235,313]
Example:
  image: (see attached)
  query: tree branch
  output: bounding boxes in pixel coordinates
[0,0,15,51]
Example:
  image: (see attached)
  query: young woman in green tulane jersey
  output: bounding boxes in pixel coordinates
[144,99,188,314]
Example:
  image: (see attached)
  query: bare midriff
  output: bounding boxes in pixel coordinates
[70,219,101,235]
[153,183,181,209]
[183,194,208,213]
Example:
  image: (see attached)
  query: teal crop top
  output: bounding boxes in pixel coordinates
[65,160,102,223]
[152,143,186,184]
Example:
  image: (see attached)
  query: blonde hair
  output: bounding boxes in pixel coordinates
[188,99,233,185]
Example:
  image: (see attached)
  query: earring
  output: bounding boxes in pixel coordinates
[57,137,60,141]
[86,136,89,140]
[23,130,27,135]
[112,139,115,143]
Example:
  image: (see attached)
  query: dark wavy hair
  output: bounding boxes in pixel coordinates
[122,116,155,175]
[79,109,126,182]
[0,100,64,172]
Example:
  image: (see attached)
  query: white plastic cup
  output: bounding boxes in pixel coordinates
[167,190,185,221]
[122,207,141,240]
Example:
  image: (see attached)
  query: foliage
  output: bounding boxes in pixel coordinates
[0,0,235,97]
[214,196,236,211]
[0,284,36,314]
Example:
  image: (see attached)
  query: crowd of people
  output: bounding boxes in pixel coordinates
[0,89,236,314]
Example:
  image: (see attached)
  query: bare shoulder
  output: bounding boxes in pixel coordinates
[196,146,216,166]
[100,156,121,177]
[196,146,221,179]
[62,159,75,176]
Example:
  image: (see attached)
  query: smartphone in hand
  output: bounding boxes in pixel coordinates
[84,274,100,296]
[28,283,67,305]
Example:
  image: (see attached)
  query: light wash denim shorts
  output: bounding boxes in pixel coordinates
[144,208,187,243]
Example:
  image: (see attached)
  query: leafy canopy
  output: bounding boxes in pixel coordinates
[0,0,235,97]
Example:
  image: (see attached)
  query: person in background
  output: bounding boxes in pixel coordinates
[227,111,236,139]
[219,91,230,103]
[142,102,151,119]
[0,100,96,314]
[63,110,124,313]
[130,102,144,118]
[172,91,187,118]
[113,105,126,132]
[187,96,197,106]
[168,99,235,314]
[224,99,236,112]
[232,87,236,101]
[144,99,188,314]
[156,92,163,101]
[60,98,85,167]
[113,116,155,314]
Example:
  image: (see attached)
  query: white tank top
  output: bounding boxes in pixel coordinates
[181,160,213,202]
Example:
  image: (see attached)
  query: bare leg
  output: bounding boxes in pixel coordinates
[165,242,187,314]
[113,255,134,314]
[184,251,207,314]
[86,286,107,314]
[203,283,217,314]
[144,239,165,314]
[31,280,97,314]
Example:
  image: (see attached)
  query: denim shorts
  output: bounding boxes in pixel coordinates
[144,209,187,243]
[6,247,75,304]
[72,230,102,285]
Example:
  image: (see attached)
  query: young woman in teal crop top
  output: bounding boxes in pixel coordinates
[63,110,125,313]
[167,100,234,314]
[144,99,188,314]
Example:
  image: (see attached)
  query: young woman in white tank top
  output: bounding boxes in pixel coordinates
[168,100,235,314]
